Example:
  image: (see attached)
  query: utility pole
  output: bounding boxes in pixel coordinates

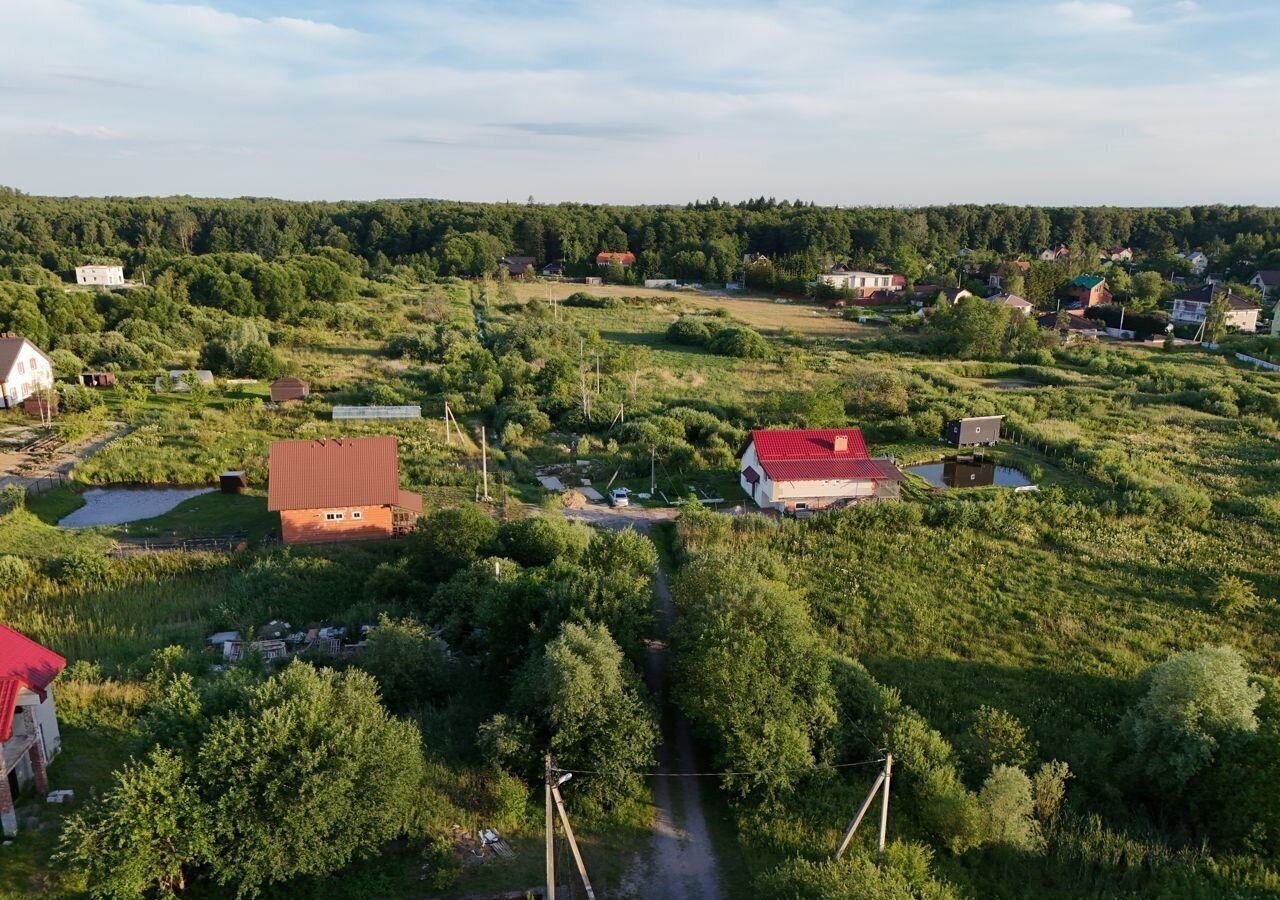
[834,753,893,861]
[878,753,892,858]
[481,426,491,500]
[544,754,555,900]
[550,773,595,900]
[649,444,657,494]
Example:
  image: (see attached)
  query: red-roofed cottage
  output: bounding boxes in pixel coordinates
[595,251,636,268]
[739,428,905,514]
[267,437,423,544]
[1,624,66,836]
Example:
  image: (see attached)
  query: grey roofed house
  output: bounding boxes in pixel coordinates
[497,256,536,278]
[1249,270,1280,296]
[986,292,1033,314]
[945,416,1003,447]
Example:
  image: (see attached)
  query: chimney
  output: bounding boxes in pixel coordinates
[833,434,848,453]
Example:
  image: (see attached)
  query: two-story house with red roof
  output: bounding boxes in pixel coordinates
[738,428,904,515]
[1,624,66,837]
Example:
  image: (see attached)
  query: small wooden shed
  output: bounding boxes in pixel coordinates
[220,471,247,494]
[945,416,1003,447]
[270,376,310,403]
[78,372,117,388]
[19,392,57,418]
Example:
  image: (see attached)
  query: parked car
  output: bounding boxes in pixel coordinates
[609,488,630,507]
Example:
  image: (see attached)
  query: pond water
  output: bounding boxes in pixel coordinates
[59,487,216,528]
[905,458,1035,490]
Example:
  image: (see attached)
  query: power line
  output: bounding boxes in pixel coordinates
[551,755,887,779]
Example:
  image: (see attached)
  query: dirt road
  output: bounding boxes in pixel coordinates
[635,563,725,900]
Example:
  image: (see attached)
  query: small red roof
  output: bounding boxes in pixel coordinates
[890,274,905,287]
[750,428,869,461]
[0,624,66,741]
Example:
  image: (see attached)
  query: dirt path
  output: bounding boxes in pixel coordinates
[0,423,127,493]
[635,563,725,900]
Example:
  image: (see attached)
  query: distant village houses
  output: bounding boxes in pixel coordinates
[739,428,905,515]
[1248,270,1280,299]
[1064,275,1112,310]
[595,251,636,268]
[497,256,536,279]
[988,261,1029,290]
[0,335,54,410]
[1171,284,1260,333]
[1039,244,1070,262]
[1,624,66,837]
[1177,251,1208,276]
[73,264,125,286]
[986,292,1033,315]
[267,436,423,544]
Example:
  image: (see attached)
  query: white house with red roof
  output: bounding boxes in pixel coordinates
[739,428,905,514]
[1,624,66,836]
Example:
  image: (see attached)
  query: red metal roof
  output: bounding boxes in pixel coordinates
[267,437,414,511]
[0,625,66,741]
[746,429,903,483]
[750,428,869,461]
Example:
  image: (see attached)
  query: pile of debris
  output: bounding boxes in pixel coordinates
[208,621,373,663]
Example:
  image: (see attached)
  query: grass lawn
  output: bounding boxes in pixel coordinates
[112,490,276,543]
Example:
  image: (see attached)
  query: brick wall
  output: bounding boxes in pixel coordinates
[279,505,393,544]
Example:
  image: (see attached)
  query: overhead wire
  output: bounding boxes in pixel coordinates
[550,754,888,779]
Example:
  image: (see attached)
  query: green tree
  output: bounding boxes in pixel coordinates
[1130,271,1165,311]
[359,614,449,710]
[1203,290,1230,342]
[1127,645,1264,790]
[961,706,1036,776]
[199,663,426,896]
[978,765,1042,850]
[411,505,498,581]
[57,747,212,898]
[485,621,657,809]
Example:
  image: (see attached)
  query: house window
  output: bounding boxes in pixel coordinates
[324,511,345,521]
[795,502,808,510]
[16,361,24,375]
[351,510,362,520]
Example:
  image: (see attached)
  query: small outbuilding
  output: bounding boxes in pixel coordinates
[269,376,310,403]
[945,416,1003,447]
[77,372,117,388]
[220,470,248,494]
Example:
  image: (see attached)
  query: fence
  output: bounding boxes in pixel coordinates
[1235,352,1280,372]
[108,532,270,557]
[24,472,68,497]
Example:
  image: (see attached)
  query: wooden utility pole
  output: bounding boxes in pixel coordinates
[544,754,555,900]
[878,753,893,857]
[550,776,596,900]
[649,444,657,494]
[834,753,893,861]
[481,426,491,500]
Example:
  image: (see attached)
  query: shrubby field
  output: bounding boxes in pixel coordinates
[1,193,1279,898]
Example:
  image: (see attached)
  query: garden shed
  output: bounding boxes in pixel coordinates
[269,376,310,402]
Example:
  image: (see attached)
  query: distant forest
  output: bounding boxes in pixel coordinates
[3,188,1280,286]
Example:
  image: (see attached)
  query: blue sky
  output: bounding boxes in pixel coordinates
[1,0,1277,204]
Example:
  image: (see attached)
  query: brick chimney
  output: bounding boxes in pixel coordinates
[833,434,848,453]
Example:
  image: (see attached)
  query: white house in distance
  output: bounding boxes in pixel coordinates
[739,428,905,515]
[1,624,66,837]
[0,335,55,410]
[1177,251,1208,276]
[74,264,125,286]
[1171,284,1260,333]
[818,267,899,293]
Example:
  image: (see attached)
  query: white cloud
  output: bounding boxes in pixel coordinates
[1052,1,1137,30]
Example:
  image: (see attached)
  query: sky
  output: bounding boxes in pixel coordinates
[1,0,1278,205]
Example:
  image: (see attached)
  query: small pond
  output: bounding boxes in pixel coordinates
[58,487,216,528]
[905,457,1035,490]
